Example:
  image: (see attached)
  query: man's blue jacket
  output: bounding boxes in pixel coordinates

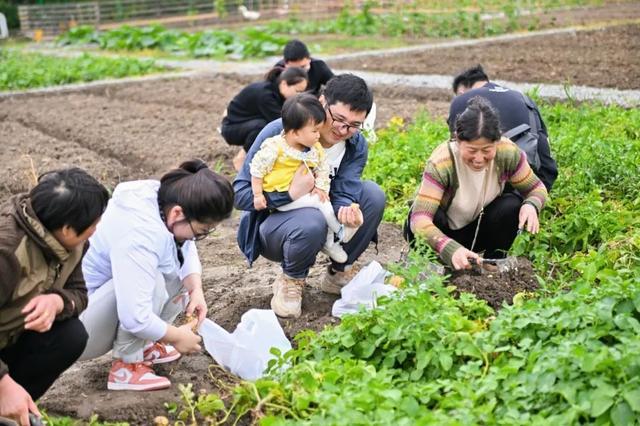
[234,118,369,265]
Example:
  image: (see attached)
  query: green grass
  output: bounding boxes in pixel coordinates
[0,49,165,91]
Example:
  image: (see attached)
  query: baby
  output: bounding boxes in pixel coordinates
[250,93,356,262]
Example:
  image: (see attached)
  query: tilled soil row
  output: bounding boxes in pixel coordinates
[0,120,131,199]
[1,73,443,423]
[329,22,640,90]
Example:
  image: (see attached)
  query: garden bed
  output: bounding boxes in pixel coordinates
[330,23,640,90]
[1,12,636,418]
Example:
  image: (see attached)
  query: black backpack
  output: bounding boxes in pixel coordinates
[503,93,541,172]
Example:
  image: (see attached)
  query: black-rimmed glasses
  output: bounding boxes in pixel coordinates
[185,219,216,241]
[326,106,363,133]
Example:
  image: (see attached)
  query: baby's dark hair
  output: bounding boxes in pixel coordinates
[281,93,326,133]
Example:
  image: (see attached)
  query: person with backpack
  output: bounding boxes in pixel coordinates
[448,65,558,192]
[405,97,548,271]
[0,168,109,426]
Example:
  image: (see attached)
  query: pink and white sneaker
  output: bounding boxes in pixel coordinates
[143,342,181,364]
[107,360,170,391]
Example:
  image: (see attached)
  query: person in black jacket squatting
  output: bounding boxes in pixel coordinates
[221,66,309,171]
[275,39,335,96]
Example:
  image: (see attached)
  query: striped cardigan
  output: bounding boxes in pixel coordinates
[410,138,548,265]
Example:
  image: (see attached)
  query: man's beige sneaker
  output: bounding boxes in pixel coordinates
[320,264,360,295]
[271,274,305,318]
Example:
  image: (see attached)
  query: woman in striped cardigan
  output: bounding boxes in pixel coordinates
[407,97,548,270]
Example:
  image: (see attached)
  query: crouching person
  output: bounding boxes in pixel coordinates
[78,160,234,391]
[0,168,109,426]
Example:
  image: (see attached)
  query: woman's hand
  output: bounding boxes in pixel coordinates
[311,187,329,203]
[518,203,540,234]
[288,164,315,200]
[169,322,202,354]
[186,286,207,326]
[22,294,63,332]
[451,247,481,270]
[0,374,40,426]
[338,203,364,228]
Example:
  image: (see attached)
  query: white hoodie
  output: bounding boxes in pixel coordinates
[82,180,201,341]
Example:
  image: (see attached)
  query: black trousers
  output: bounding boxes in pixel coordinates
[221,118,268,152]
[404,192,522,259]
[0,318,88,400]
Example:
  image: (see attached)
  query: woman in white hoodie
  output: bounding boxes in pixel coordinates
[78,159,234,391]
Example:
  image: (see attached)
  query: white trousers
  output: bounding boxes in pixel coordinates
[79,272,187,363]
[277,193,342,247]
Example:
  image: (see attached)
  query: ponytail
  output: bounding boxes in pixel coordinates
[158,159,234,223]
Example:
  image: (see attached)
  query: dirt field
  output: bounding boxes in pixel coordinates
[0,16,632,424]
[330,23,640,90]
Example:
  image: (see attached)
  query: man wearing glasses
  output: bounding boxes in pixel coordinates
[234,74,386,318]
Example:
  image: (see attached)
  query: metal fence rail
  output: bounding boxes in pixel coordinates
[18,0,362,36]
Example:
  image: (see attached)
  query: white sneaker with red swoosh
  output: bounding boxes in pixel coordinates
[107,360,170,391]
[143,342,181,364]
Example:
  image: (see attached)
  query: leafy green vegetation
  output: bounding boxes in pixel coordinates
[265,0,603,40]
[267,4,512,39]
[56,24,287,59]
[169,100,640,425]
[0,49,163,91]
[42,412,128,426]
[53,0,609,59]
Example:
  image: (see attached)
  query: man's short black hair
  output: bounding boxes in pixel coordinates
[323,74,373,115]
[282,93,326,133]
[30,167,110,234]
[283,39,310,63]
[452,64,490,94]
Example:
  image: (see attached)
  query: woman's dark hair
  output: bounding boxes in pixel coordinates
[281,93,326,133]
[31,167,110,234]
[158,159,234,224]
[454,96,501,143]
[323,73,373,115]
[265,66,308,87]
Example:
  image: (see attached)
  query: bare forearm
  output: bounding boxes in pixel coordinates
[182,273,203,293]
[251,176,264,196]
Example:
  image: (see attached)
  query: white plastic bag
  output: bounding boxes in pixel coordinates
[331,261,397,318]
[199,309,291,381]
